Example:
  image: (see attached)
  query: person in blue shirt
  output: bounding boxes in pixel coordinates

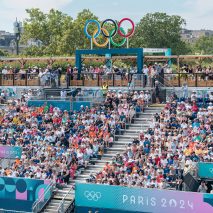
[190,152,199,162]
[163,165,170,178]
[143,137,151,148]
[144,144,150,154]
[192,119,200,128]
[167,156,174,165]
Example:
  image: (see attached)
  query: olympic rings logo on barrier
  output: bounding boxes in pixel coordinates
[209,168,213,174]
[84,191,102,201]
[84,18,135,48]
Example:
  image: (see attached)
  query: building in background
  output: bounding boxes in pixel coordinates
[181,29,213,43]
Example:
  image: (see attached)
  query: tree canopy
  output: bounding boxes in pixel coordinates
[21,10,195,56]
[22,9,98,55]
[193,35,213,55]
[130,12,189,54]
[0,49,7,56]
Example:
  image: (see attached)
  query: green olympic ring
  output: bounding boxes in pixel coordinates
[110,27,127,47]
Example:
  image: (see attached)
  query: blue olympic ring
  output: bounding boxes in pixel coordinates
[84,19,101,39]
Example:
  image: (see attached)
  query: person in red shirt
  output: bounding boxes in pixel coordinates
[192,101,198,113]
[154,154,161,166]
[156,172,164,183]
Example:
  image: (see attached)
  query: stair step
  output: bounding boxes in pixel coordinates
[102,153,115,158]
[43,210,58,213]
[114,142,130,146]
[90,163,106,167]
[131,122,150,126]
[133,117,152,121]
[117,137,133,141]
[116,135,138,139]
[144,107,163,111]
[90,157,111,161]
[107,147,125,151]
[118,132,140,136]
[72,179,87,183]
[124,129,145,132]
[54,195,74,200]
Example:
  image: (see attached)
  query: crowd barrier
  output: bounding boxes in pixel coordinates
[27,100,92,111]
[0,73,213,87]
[198,163,213,179]
[165,88,213,104]
[75,183,213,213]
[0,177,51,212]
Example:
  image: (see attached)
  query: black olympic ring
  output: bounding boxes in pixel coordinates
[101,19,118,38]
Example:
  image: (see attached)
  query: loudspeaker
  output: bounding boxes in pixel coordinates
[183,172,199,192]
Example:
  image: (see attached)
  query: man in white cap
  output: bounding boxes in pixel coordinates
[142,65,149,87]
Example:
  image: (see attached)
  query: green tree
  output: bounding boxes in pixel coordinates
[193,35,213,54]
[22,9,100,55]
[72,9,99,50]
[131,12,190,54]
[0,49,7,56]
[22,8,75,55]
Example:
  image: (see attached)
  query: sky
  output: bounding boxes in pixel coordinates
[1,0,213,32]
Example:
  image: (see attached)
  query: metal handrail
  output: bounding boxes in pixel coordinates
[157,74,175,88]
[0,209,31,213]
[57,188,74,213]
[32,181,55,213]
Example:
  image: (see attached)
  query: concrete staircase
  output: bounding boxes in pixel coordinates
[41,105,164,213]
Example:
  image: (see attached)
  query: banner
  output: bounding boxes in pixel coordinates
[143,48,169,53]
[0,177,51,212]
[198,162,213,179]
[75,183,213,213]
[0,146,22,159]
[28,100,71,111]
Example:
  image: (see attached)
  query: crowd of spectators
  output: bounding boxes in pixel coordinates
[90,95,213,193]
[0,89,150,187]
[1,63,213,89]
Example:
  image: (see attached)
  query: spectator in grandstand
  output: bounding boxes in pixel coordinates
[0,89,148,188]
[197,181,208,193]
[154,81,160,103]
[60,89,67,100]
[142,65,149,87]
[93,98,212,192]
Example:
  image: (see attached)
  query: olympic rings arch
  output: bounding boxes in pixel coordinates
[84,18,135,47]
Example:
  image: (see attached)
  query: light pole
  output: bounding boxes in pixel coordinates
[13,18,23,55]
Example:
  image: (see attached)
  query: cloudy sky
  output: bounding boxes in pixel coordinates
[1,0,213,32]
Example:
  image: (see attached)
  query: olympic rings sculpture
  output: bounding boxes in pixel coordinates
[84,18,135,48]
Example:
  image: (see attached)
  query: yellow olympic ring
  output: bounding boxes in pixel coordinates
[92,28,109,47]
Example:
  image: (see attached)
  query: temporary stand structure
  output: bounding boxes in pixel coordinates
[75,48,144,74]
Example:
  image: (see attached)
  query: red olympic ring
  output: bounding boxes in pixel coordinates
[118,18,135,38]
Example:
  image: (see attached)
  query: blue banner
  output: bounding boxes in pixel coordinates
[198,162,213,179]
[0,177,51,212]
[28,100,91,111]
[28,100,71,111]
[75,183,213,213]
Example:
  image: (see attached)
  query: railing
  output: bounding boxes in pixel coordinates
[57,189,74,213]
[164,73,213,87]
[32,181,55,213]
[0,210,31,213]
[0,73,213,87]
